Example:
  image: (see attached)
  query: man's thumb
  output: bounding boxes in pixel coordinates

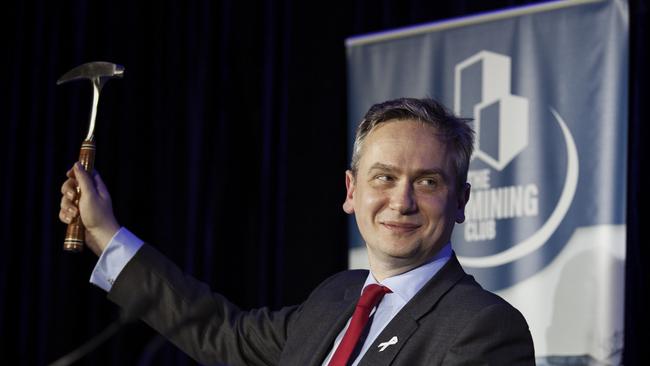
[73,163,98,198]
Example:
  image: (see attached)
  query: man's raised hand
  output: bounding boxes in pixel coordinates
[59,163,120,256]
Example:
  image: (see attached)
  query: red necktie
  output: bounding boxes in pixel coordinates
[328,284,392,366]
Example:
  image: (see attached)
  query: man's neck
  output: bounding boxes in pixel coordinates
[367,243,453,282]
[369,261,423,282]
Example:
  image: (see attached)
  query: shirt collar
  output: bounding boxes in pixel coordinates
[363,242,452,304]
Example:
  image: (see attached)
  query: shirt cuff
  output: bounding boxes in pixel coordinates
[89,227,144,292]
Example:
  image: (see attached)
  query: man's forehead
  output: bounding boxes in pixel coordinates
[358,121,452,173]
[363,120,448,149]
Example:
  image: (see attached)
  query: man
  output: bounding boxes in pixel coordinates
[59,97,535,365]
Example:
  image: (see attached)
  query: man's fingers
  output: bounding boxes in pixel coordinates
[73,163,98,198]
[61,178,77,197]
[58,196,77,223]
[60,198,78,216]
[59,211,72,224]
[59,210,75,223]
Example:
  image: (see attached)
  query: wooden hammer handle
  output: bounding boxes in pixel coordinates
[63,140,96,252]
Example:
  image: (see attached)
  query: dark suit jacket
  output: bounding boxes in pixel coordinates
[109,245,535,365]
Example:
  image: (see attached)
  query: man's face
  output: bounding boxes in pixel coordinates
[343,119,470,276]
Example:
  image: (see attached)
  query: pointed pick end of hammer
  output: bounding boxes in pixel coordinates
[57,61,125,86]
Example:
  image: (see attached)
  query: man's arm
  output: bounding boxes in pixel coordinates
[108,243,297,366]
[58,164,297,365]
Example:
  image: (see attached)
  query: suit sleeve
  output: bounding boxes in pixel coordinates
[442,302,536,365]
[107,244,300,366]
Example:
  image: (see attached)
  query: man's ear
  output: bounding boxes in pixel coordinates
[342,170,356,214]
[456,182,471,223]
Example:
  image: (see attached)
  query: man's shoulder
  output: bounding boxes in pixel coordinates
[429,257,524,316]
[451,274,520,312]
[325,269,369,284]
[318,269,369,290]
[303,269,368,302]
[415,261,531,338]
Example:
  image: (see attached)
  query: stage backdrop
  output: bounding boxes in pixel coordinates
[345,0,628,364]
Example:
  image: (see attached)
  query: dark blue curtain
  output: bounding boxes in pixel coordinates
[2,1,647,365]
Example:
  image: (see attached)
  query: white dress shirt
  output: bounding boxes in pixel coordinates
[90,227,143,291]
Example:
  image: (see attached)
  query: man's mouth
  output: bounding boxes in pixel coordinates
[380,221,421,234]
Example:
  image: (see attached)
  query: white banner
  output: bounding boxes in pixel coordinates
[345,1,628,364]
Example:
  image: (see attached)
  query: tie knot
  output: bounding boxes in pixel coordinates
[358,284,391,309]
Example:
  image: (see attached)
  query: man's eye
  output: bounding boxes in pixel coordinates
[376,175,393,182]
[418,178,438,186]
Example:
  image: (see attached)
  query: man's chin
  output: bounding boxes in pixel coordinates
[373,246,423,264]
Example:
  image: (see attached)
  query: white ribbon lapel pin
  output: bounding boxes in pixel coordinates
[378,336,398,352]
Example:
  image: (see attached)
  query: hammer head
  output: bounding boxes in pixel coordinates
[57,61,124,86]
[57,61,125,141]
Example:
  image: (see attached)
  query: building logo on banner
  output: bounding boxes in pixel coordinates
[453,50,579,269]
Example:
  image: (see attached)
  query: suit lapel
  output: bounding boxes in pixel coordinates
[303,282,363,366]
[358,314,418,366]
[358,254,467,366]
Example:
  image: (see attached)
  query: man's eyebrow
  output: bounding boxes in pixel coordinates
[367,163,447,179]
[368,163,399,172]
[416,168,446,176]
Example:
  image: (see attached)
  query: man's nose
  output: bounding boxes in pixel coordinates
[388,182,417,214]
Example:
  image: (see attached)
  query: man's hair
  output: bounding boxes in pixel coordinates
[351,97,475,188]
